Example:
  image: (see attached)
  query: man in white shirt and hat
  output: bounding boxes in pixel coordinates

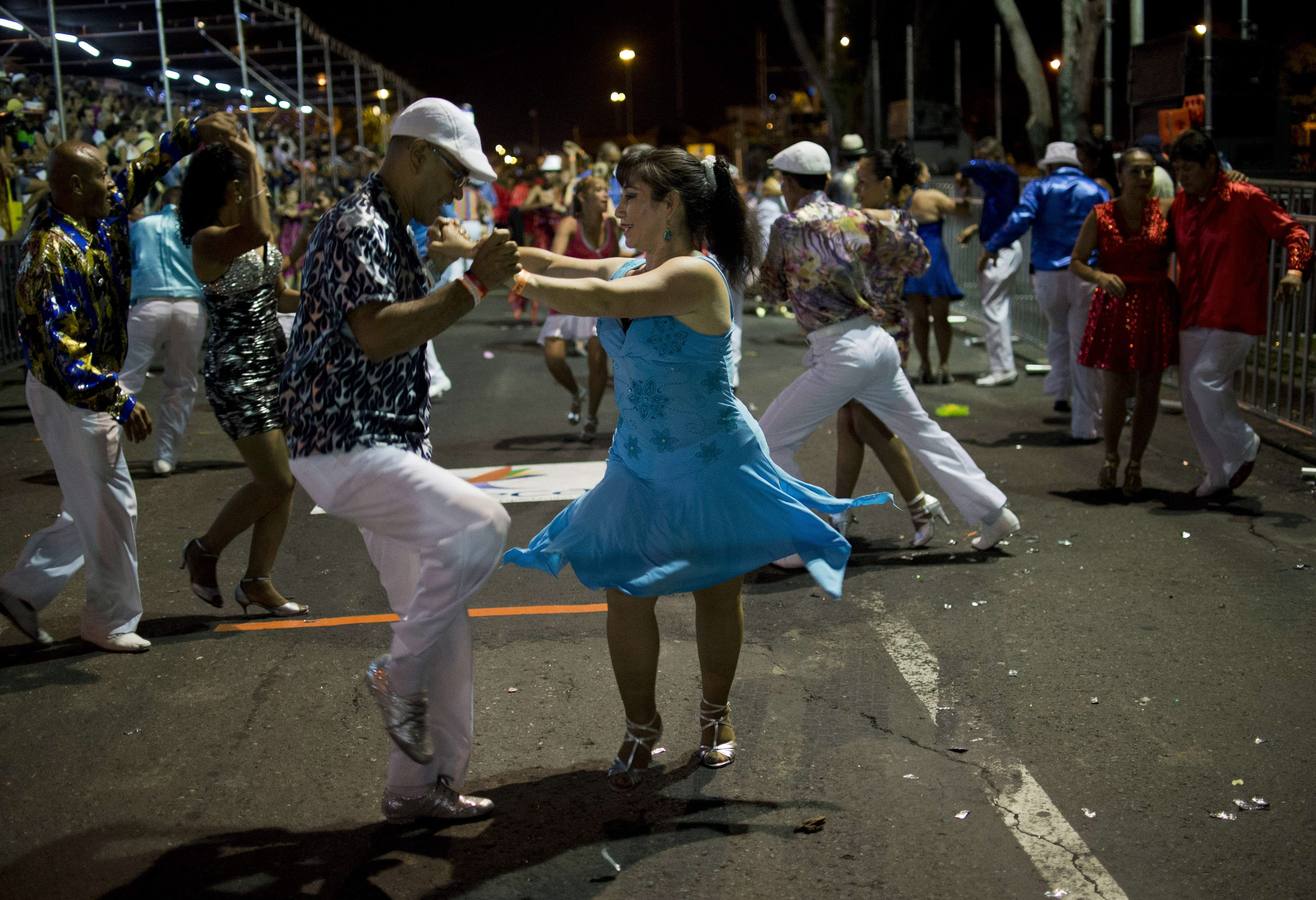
[826,133,867,208]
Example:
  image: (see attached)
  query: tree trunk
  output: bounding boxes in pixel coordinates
[993,0,1052,158]
[779,0,845,161]
[1060,0,1105,139]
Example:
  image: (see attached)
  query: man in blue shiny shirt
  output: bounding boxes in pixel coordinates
[957,137,1022,386]
[982,141,1109,440]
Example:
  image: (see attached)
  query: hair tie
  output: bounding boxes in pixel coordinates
[701,156,717,190]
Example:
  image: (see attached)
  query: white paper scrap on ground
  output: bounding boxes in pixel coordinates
[310,460,608,514]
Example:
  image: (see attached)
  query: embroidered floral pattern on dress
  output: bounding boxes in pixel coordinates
[647,318,689,355]
[624,434,643,458]
[702,368,724,393]
[627,378,668,421]
[697,441,723,463]
[651,428,676,452]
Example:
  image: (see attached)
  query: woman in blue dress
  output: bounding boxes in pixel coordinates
[506,147,890,789]
[902,160,965,384]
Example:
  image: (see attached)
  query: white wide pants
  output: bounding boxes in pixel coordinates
[1179,326,1259,490]
[1034,269,1101,438]
[759,319,1007,526]
[290,446,509,794]
[119,297,205,465]
[0,376,143,638]
[980,240,1022,375]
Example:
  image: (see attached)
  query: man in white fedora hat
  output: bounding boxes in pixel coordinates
[981,140,1108,440]
[280,97,520,824]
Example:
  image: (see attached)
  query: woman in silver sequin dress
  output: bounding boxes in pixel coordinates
[177,133,306,617]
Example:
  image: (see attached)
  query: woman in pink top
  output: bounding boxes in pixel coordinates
[539,176,625,439]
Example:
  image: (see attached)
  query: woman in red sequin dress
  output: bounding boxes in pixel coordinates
[1071,148,1177,496]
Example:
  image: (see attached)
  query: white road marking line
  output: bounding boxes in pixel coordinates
[858,592,1128,900]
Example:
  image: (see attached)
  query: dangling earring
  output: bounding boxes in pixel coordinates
[663,224,673,242]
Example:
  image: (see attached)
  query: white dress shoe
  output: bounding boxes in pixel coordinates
[972,507,1020,550]
[152,458,175,476]
[1,590,53,646]
[974,369,1018,387]
[82,631,151,653]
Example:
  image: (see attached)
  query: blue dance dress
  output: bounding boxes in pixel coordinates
[902,210,963,300]
[503,255,891,598]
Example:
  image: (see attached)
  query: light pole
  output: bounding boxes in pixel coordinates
[619,48,635,138]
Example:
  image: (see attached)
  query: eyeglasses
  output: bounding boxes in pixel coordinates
[429,144,469,189]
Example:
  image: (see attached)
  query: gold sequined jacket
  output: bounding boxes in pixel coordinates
[16,118,198,422]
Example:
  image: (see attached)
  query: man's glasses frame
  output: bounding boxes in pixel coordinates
[429,144,469,189]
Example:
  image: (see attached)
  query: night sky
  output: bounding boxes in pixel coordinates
[300,0,1295,155]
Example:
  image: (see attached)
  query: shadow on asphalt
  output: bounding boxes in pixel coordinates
[746,538,1003,595]
[0,614,226,679]
[4,762,823,898]
[959,428,1095,449]
[493,433,614,451]
[1051,488,1312,529]
[19,459,248,487]
[0,402,33,426]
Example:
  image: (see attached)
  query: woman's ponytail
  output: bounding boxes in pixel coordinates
[706,156,758,289]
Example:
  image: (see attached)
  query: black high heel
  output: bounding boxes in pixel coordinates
[181,538,222,608]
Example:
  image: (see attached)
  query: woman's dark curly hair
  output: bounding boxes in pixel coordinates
[616,146,759,288]
[863,142,921,198]
[178,143,248,245]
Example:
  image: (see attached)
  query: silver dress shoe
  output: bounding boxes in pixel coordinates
[381,780,494,824]
[366,655,433,764]
[0,590,53,646]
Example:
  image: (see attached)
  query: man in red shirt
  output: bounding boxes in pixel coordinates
[1169,130,1311,497]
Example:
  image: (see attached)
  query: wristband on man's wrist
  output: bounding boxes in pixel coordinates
[460,275,487,304]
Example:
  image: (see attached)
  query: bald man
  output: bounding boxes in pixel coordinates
[0,113,237,653]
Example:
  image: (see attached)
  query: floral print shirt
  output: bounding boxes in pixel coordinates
[759,191,929,334]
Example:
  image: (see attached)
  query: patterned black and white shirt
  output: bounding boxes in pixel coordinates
[280,174,433,459]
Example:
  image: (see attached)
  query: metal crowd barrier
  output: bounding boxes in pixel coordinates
[0,239,22,370]
[931,177,1315,436]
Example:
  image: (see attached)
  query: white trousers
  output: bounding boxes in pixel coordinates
[119,297,205,465]
[980,240,1022,375]
[290,446,509,794]
[1034,269,1101,438]
[759,320,1007,526]
[1179,326,1259,490]
[0,376,142,638]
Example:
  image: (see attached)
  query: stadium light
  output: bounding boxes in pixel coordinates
[298,104,312,114]
[375,88,389,100]
[192,73,210,86]
[215,82,231,92]
[239,88,253,98]
[55,33,77,43]
[1194,23,1208,36]
[619,48,635,62]
[278,99,291,109]
[264,93,278,104]
[839,35,851,47]
[165,69,180,80]
[112,57,132,68]
[1048,57,1062,71]
[77,41,100,57]
[0,18,23,31]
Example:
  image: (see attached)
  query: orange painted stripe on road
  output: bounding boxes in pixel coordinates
[213,603,608,633]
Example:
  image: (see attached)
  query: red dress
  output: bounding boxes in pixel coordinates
[1078,199,1178,373]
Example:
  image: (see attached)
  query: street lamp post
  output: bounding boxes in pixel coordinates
[619,48,635,138]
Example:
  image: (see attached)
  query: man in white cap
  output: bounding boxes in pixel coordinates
[279,97,520,823]
[981,141,1108,440]
[826,133,866,208]
[759,141,1020,554]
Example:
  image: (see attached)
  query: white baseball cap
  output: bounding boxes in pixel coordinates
[768,141,832,176]
[391,97,498,184]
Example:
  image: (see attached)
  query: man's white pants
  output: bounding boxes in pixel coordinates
[1034,269,1101,439]
[980,240,1022,375]
[119,297,205,465]
[290,446,509,794]
[1179,326,1259,490]
[0,376,142,638]
[759,320,1007,526]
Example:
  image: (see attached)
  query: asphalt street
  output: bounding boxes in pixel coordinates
[1,296,1313,899]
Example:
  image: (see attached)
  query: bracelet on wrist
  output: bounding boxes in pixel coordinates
[464,271,487,297]
[513,270,532,295]
[460,274,487,304]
